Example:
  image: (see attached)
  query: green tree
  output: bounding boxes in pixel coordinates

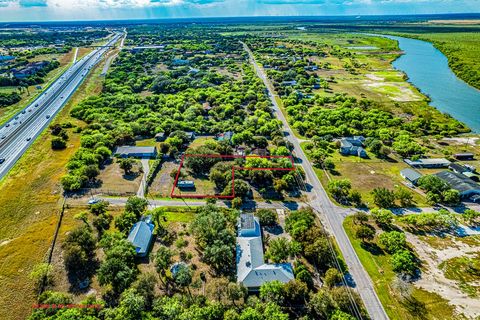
[442,189,460,205]
[29,263,54,291]
[256,209,277,226]
[396,188,414,207]
[372,187,396,208]
[259,280,285,305]
[324,268,343,288]
[308,289,335,319]
[51,137,67,150]
[391,249,417,276]
[463,209,480,226]
[328,179,351,203]
[125,196,148,218]
[154,245,173,287]
[371,208,394,228]
[118,157,135,175]
[355,225,375,242]
[378,231,407,254]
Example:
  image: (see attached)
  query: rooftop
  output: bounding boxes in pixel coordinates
[115,146,156,155]
[434,171,480,195]
[127,216,154,256]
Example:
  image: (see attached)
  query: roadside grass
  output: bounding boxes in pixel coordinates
[0,55,106,320]
[95,160,142,195]
[0,49,75,126]
[343,216,460,320]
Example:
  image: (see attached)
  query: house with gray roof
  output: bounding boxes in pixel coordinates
[236,214,294,291]
[404,158,450,168]
[434,171,480,199]
[339,136,367,158]
[114,146,157,159]
[400,168,422,185]
[127,216,154,257]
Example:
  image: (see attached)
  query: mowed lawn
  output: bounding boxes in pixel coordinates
[0,59,105,320]
[343,216,460,320]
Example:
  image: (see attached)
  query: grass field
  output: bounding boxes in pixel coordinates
[0,54,107,320]
[343,216,462,320]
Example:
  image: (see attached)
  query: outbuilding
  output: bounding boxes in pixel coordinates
[404,158,451,169]
[114,146,157,159]
[434,171,480,199]
[454,153,475,161]
[400,168,423,185]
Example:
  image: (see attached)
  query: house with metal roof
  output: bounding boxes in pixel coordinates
[236,214,294,291]
[404,158,451,169]
[449,163,470,175]
[339,137,367,158]
[434,171,480,199]
[454,153,475,161]
[114,146,157,159]
[400,168,423,185]
[127,216,154,257]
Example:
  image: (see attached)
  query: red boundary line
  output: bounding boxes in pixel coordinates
[170,154,295,199]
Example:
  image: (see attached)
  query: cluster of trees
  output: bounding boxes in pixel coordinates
[190,205,236,276]
[353,210,419,277]
[400,209,458,233]
[0,91,21,107]
[0,29,109,48]
[416,175,461,205]
[327,179,362,206]
[49,123,71,150]
[371,187,414,208]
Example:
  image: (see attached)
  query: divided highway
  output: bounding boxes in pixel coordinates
[0,33,122,180]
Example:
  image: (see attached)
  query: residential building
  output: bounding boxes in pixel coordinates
[236,214,294,291]
[404,158,451,169]
[185,131,196,141]
[127,216,154,257]
[434,171,480,199]
[400,168,423,185]
[114,146,157,159]
[217,131,234,143]
[12,61,49,79]
[155,132,166,142]
[449,163,470,175]
[454,153,475,161]
[339,136,367,158]
[281,80,297,86]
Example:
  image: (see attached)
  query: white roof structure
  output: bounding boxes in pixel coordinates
[236,214,294,290]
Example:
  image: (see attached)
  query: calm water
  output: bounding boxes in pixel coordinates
[379,35,480,132]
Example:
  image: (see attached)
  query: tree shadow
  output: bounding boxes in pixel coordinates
[360,241,385,256]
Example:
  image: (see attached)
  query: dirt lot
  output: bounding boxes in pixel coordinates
[96,159,142,195]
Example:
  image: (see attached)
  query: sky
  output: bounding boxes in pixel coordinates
[0,0,479,22]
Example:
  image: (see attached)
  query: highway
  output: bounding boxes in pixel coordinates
[242,42,389,320]
[0,33,122,180]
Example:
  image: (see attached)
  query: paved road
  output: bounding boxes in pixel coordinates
[0,34,122,180]
[242,42,389,320]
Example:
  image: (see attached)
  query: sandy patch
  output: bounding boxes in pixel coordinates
[406,232,480,318]
[442,137,479,146]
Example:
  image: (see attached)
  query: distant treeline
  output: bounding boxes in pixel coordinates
[0,92,21,108]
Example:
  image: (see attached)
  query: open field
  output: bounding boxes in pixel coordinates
[0,53,107,320]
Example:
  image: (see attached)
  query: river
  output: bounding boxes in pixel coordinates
[374,34,480,132]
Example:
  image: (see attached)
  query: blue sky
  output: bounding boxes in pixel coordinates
[0,0,479,22]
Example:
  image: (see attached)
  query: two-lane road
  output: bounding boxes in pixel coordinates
[0,33,122,180]
[242,42,389,320]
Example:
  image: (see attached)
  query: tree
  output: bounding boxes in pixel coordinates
[154,245,173,287]
[173,263,192,295]
[396,188,414,207]
[259,280,285,305]
[417,175,449,194]
[93,213,113,236]
[442,189,460,205]
[330,287,364,318]
[62,225,96,286]
[330,309,356,320]
[372,187,396,208]
[206,277,229,302]
[324,268,343,288]
[266,237,296,263]
[51,137,67,150]
[29,263,54,291]
[61,174,82,192]
[308,289,335,319]
[371,208,394,228]
[227,282,247,307]
[353,211,368,224]
[118,157,135,175]
[256,209,277,226]
[125,196,148,218]
[328,179,351,203]
[463,209,480,226]
[378,231,406,254]
[391,249,417,276]
[89,200,109,215]
[112,288,146,320]
[203,240,234,275]
[304,237,332,271]
[355,225,375,242]
[115,210,137,235]
[131,273,157,309]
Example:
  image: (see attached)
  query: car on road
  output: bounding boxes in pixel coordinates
[21,110,26,114]
[1,136,5,139]
[88,198,100,205]
[6,123,9,127]
[26,137,31,141]
[46,115,50,119]
[0,158,5,164]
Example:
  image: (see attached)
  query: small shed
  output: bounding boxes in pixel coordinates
[400,168,422,185]
[454,153,474,161]
[178,180,195,189]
